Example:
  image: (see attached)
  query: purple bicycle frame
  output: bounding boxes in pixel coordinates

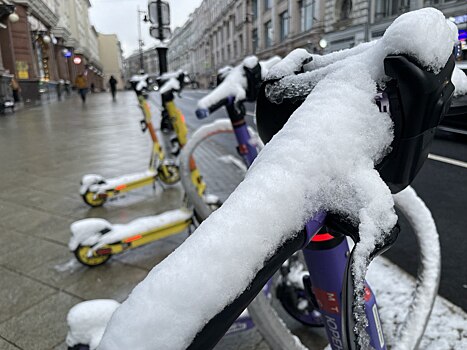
[226,96,258,167]
[303,214,386,350]
[223,96,385,348]
[222,96,258,334]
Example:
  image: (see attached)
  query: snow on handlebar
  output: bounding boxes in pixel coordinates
[196,55,281,113]
[97,8,457,350]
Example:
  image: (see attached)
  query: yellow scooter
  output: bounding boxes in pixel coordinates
[80,72,204,207]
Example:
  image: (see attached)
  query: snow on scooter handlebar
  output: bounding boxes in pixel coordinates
[97,9,457,350]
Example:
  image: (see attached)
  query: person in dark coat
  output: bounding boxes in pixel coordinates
[109,76,118,101]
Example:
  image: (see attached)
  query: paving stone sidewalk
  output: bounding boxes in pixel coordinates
[0,91,272,349]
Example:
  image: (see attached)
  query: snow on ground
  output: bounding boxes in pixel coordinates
[368,258,467,350]
[97,9,458,350]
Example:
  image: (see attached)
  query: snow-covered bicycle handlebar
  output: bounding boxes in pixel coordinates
[196,55,281,116]
[96,9,459,350]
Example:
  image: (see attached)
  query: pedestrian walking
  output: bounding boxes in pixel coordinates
[74,73,88,104]
[10,77,20,102]
[109,75,117,101]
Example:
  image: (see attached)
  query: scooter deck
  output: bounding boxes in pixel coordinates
[97,170,157,193]
[92,209,194,255]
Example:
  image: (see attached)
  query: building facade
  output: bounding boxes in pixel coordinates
[0,0,105,106]
[98,33,124,90]
[123,46,160,82]
[165,0,466,88]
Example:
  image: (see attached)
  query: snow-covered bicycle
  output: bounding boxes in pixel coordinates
[68,8,466,350]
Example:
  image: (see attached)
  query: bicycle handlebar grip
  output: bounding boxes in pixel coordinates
[195,108,209,120]
[208,98,230,114]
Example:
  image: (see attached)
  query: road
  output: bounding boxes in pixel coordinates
[174,89,467,311]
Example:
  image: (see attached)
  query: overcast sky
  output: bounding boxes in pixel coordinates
[89,0,203,57]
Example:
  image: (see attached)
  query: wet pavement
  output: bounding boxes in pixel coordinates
[1,89,466,349]
[0,91,271,349]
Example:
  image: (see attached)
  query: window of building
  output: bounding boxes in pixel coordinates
[236,5,243,25]
[280,11,289,41]
[374,0,409,20]
[252,0,258,20]
[300,0,314,31]
[227,44,231,59]
[234,40,238,57]
[252,29,258,53]
[264,20,273,47]
[264,0,272,11]
[226,21,230,39]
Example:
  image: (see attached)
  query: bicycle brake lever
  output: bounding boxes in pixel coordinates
[369,223,400,259]
[325,214,360,243]
[325,214,400,255]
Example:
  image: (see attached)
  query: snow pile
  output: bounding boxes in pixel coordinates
[69,218,111,251]
[98,9,456,350]
[267,48,312,79]
[159,78,181,94]
[67,300,120,350]
[452,67,467,96]
[197,55,281,109]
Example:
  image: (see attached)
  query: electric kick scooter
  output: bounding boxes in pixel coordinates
[68,56,279,268]
[80,72,194,207]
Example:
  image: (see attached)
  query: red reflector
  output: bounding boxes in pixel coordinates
[238,144,248,154]
[115,184,126,191]
[96,248,112,255]
[364,286,372,302]
[311,233,334,242]
[123,234,143,243]
[181,114,186,123]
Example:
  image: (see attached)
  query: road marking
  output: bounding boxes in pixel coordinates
[246,112,256,118]
[428,153,467,169]
[183,96,197,101]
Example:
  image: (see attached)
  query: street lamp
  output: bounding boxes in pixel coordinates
[148,0,171,75]
[0,4,18,27]
[137,6,149,72]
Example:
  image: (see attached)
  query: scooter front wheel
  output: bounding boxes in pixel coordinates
[158,164,180,185]
[74,245,111,267]
[82,191,106,207]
